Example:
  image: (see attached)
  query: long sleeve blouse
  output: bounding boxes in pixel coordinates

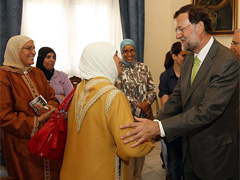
[49,70,73,103]
[115,60,156,114]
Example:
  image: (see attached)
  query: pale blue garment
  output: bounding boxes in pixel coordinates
[0,169,9,177]
[0,137,9,177]
[0,151,9,177]
[161,139,169,173]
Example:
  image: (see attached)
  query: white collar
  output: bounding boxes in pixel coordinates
[194,36,214,65]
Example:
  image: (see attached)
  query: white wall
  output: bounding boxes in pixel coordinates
[145,0,240,111]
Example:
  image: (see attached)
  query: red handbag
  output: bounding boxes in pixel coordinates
[27,87,76,162]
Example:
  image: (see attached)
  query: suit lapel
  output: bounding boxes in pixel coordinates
[181,53,194,105]
[182,40,218,107]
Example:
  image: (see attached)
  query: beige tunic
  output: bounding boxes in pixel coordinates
[60,77,154,180]
[0,66,61,180]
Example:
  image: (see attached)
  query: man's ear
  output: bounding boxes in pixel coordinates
[197,21,205,35]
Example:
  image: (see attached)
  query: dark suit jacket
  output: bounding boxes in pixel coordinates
[156,39,239,180]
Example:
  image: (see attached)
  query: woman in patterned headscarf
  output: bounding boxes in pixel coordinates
[60,42,153,180]
[0,35,61,180]
[115,38,157,180]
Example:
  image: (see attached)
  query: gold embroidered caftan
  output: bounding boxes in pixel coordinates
[60,77,154,180]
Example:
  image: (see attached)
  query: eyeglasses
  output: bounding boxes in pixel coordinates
[122,49,136,55]
[175,24,191,34]
[231,41,240,46]
[22,46,35,51]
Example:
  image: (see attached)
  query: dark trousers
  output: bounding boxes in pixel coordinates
[164,137,182,180]
[183,145,200,180]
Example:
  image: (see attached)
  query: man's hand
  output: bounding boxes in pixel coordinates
[120,117,160,148]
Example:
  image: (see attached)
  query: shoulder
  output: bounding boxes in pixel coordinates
[55,70,68,77]
[52,70,69,81]
[105,87,123,104]
[160,71,167,79]
[32,66,42,72]
[30,68,50,84]
[109,87,128,105]
[208,40,239,72]
[212,40,238,60]
[105,87,128,115]
[104,84,126,101]
[31,67,45,76]
[0,67,7,75]
[160,67,173,78]
[135,61,148,68]
[0,68,10,84]
[134,61,152,75]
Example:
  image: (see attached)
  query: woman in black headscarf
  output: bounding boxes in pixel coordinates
[36,47,73,103]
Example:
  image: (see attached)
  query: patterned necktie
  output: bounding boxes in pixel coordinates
[191,56,200,84]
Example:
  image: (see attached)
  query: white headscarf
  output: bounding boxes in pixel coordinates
[79,42,118,84]
[3,35,33,71]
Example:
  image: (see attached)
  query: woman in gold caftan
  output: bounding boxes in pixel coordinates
[0,35,61,180]
[60,42,154,180]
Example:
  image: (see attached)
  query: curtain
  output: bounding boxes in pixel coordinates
[21,0,123,77]
[119,0,145,63]
[0,0,23,66]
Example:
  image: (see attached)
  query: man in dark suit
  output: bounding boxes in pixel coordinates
[120,4,239,180]
[230,28,240,59]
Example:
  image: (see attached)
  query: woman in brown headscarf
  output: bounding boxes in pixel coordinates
[0,35,61,180]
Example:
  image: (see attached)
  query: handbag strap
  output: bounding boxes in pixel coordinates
[58,86,77,111]
[155,93,160,113]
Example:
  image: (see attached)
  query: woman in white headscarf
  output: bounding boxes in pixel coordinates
[60,42,153,180]
[0,35,61,180]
